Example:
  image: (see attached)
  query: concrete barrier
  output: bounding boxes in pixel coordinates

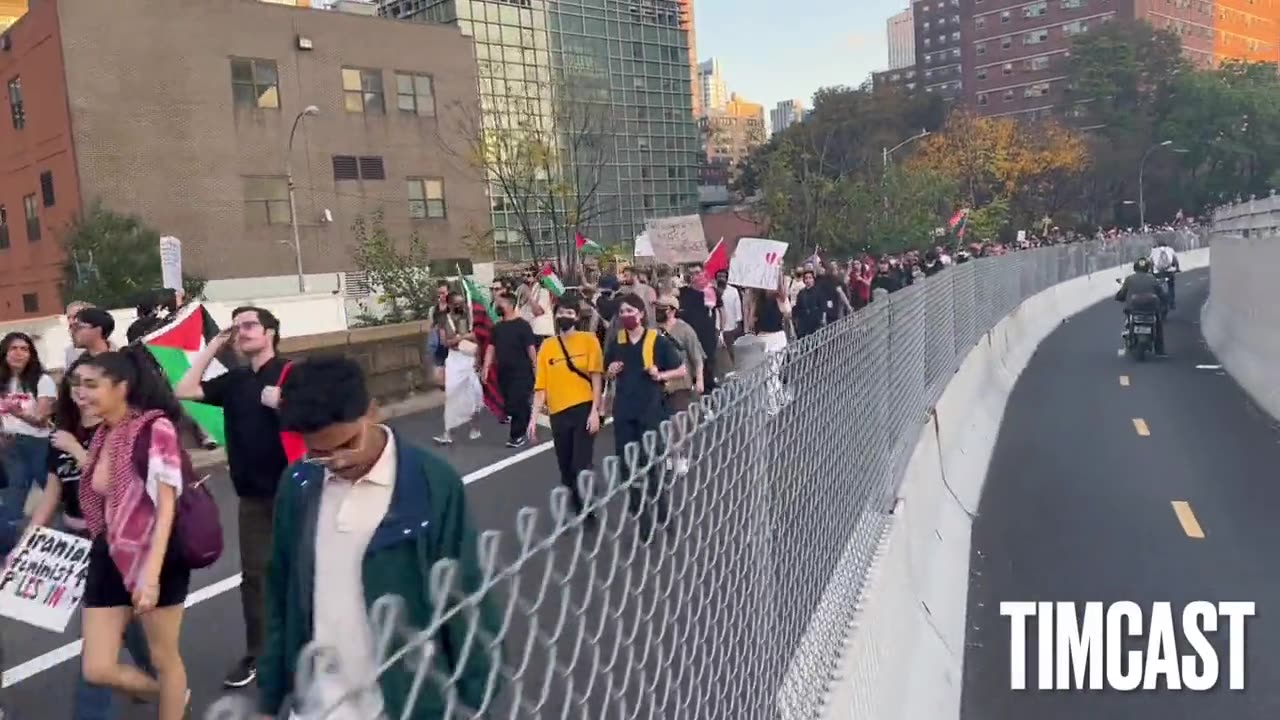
[824,247,1210,720]
[1201,233,1280,422]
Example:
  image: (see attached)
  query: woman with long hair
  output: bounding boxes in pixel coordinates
[76,347,191,719]
[0,332,56,524]
[28,366,155,720]
[433,289,483,445]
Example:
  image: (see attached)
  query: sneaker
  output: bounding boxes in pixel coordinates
[201,441,219,451]
[499,416,511,425]
[505,436,528,449]
[468,428,483,441]
[224,656,257,688]
[432,434,453,445]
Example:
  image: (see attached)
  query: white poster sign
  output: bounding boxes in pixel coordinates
[160,236,183,291]
[0,526,92,632]
[633,232,655,257]
[644,215,708,264]
[1016,230,1027,244]
[729,237,790,290]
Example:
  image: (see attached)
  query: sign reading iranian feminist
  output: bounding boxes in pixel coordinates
[0,527,92,632]
[728,238,790,290]
[645,215,709,264]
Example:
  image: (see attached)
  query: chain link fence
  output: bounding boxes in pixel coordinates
[208,229,1205,720]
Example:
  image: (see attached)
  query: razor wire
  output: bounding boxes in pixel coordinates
[207,229,1206,720]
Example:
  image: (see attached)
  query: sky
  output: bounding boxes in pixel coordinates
[693,0,907,114]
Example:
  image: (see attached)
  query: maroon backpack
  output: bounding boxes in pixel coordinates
[132,418,224,569]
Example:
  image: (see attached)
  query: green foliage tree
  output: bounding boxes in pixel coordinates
[350,210,436,325]
[965,198,1012,242]
[61,202,206,309]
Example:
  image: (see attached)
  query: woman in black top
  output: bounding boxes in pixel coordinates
[27,366,155,720]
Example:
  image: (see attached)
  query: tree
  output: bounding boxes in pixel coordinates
[350,210,436,326]
[61,202,206,309]
[442,77,616,276]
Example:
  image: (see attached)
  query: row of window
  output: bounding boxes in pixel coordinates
[975,14,1110,55]
[922,14,962,31]
[976,80,1055,106]
[925,47,962,64]
[244,174,448,225]
[922,31,962,48]
[230,58,437,117]
[917,0,961,12]
[976,53,1061,79]
[0,172,55,251]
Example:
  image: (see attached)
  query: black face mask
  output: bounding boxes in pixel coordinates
[655,309,670,323]
[555,317,576,334]
[716,279,727,288]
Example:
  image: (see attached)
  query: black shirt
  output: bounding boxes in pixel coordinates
[46,426,94,520]
[755,295,785,334]
[201,356,290,498]
[491,317,537,378]
[677,286,719,345]
[604,329,682,424]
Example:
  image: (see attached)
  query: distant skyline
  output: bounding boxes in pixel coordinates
[693,0,907,110]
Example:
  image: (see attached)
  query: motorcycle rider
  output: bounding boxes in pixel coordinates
[1115,257,1168,356]
[1149,237,1180,310]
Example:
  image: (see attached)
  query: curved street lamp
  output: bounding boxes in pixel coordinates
[1138,140,1189,229]
[287,105,320,293]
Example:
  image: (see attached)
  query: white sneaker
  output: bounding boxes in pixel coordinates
[468,428,482,441]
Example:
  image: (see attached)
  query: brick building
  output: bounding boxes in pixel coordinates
[0,0,488,320]
[914,0,967,102]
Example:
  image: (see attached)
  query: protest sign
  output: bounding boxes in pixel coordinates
[160,236,183,291]
[728,238,790,290]
[634,232,655,257]
[0,526,92,632]
[644,215,708,264]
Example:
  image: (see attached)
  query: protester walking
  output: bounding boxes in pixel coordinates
[435,291,483,445]
[175,306,289,689]
[530,293,603,519]
[483,291,538,449]
[77,348,192,720]
[654,294,703,477]
[0,332,56,525]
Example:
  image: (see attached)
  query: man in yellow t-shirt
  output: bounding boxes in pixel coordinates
[529,292,604,519]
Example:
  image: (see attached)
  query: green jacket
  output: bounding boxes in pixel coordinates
[257,430,501,718]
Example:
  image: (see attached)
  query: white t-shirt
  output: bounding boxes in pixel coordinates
[1149,246,1177,273]
[720,285,743,330]
[2,375,56,437]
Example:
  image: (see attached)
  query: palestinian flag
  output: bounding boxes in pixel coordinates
[575,232,604,256]
[948,208,970,240]
[539,264,565,297]
[703,237,729,278]
[139,302,232,445]
[462,275,505,420]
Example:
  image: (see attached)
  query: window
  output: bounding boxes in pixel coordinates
[975,16,985,28]
[230,58,280,109]
[40,171,54,207]
[1026,55,1051,71]
[1061,0,1084,7]
[331,155,385,181]
[977,41,987,55]
[1001,10,1011,22]
[21,293,38,314]
[1002,36,1013,48]
[1062,20,1087,35]
[1003,62,1014,75]
[1024,2,1048,17]
[22,194,38,242]
[951,31,961,41]
[1025,29,1050,44]
[978,93,990,106]
[0,205,8,249]
[1004,89,1015,101]
[7,76,23,130]
[395,72,436,117]
[408,178,446,219]
[342,68,385,113]
[977,67,988,80]
[243,177,292,225]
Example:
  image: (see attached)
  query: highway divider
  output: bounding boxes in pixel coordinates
[824,246,1210,720]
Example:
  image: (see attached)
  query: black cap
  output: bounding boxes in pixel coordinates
[75,307,116,338]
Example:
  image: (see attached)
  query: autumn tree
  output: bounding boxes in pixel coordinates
[442,77,615,274]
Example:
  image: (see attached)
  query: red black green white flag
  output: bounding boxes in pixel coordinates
[139,302,231,445]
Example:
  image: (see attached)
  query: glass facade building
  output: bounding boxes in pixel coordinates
[380,0,700,261]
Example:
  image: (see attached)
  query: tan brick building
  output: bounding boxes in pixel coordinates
[0,0,488,320]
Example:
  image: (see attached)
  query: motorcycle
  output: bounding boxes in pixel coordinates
[1123,309,1160,361]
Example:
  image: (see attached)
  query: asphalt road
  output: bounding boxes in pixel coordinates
[0,406,632,719]
[963,269,1280,718]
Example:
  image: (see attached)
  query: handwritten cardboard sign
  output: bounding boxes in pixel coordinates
[644,215,708,264]
[0,526,92,632]
[729,237,790,290]
[160,236,183,291]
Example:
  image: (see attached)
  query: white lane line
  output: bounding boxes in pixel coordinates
[4,420,609,686]
[1195,364,1222,370]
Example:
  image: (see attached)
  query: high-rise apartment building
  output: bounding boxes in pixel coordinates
[887,7,916,69]
[0,0,487,320]
[963,0,1280,120]
[770,99,806,136]
[698,57,728,112]
[380,0,701,261]
[701,93,765,171]
[914,0,966,102]
[0,0,25,31]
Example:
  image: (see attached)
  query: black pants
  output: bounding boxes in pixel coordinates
[1158,272,1176,307]
[550,402,595,514]
[699,334,717,392]
[498,369,533,442]
[615,415,670,535]
[239,495,274,658]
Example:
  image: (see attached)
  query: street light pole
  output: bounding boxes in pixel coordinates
[287,106,320,294]
[882,128,931,208]
[1138,140,1173,230]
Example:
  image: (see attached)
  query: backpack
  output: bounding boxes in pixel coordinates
[615,328,659,369]
[1153,246,1174,272]
[132,418,224,569]
[276,362,308,464]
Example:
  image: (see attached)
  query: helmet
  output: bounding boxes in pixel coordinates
[1134,257,1152,273]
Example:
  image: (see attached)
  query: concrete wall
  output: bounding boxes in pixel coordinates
[823,247,1211,720]
[1201,233,1280,422]
[279,320,432,402]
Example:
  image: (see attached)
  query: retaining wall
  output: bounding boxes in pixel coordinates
[1200,234,1280,422]
[824,247,1211,719]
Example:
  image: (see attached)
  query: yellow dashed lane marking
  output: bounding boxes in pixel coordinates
[1132,418,1150,436]
[1171,501,1206,539]
[1119,375,1130,387]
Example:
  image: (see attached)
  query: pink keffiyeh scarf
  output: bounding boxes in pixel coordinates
[79,408,166,594]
